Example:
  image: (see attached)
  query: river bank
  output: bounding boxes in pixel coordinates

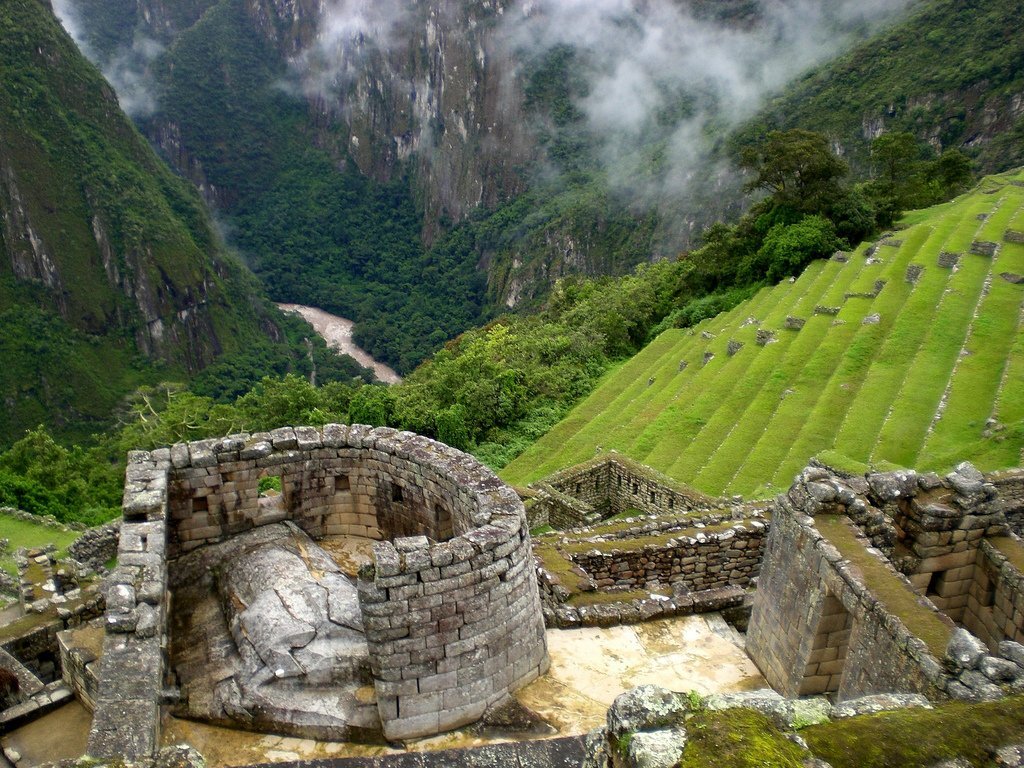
[277,304,402,385]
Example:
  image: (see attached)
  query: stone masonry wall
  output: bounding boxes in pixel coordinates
[88,425,548,755]
[748,464,1024,704]
[990,468,1024,537]
[964,540,1024,650]
[67,521,121,571]
[747,491,949,701]
[87,448,170,761]
[567,521,765,593]
[526,485,593,530]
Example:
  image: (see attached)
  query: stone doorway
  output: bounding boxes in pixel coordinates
[799,594,853,697]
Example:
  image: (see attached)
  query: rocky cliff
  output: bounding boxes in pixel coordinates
[250,0,532,242]
[0,0,284,443]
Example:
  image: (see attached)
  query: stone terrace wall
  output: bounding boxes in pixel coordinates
[88,425,548,754]
[568,521,766,593]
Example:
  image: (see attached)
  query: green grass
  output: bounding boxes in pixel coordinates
[0,514,78,577]
[870,197,1013,466]
[502,171,1024,496]
[832,206,984,462]
[921,209,1024,465]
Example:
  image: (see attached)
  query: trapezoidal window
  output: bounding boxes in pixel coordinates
[391,484,404,503]
[256,468,287,518]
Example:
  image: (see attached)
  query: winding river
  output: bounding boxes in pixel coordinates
[276,304,402,384]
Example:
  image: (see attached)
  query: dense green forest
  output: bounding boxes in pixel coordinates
[47,0,1024,381]
[0,0,371,448]
[140,3,658,372]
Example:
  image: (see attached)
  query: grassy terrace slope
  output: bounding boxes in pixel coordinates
[503,171,1024,497]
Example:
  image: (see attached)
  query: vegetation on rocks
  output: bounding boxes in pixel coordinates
[803,695,1024,768]
[678,708,806,768]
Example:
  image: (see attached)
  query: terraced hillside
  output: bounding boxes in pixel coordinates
[502,170,1024,498]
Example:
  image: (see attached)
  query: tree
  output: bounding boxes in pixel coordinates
[740,129,849,214]
[741,215,842,283]
[349,385,396,427]
[870,131,921,184]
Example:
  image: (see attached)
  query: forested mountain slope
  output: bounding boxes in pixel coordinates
[0,0,320,446]
[502,170,1024,495]
[735,0,1024,174]
[38,0,1024,377]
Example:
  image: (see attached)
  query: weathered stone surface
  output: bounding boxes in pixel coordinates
[831,693,932,718]
[219,534,367,686]
[993,744,1024,768]
[152,744,207,768]
[999,641,1024,669]
[626,727,687,768]
[945,628,987,672]
[981,656,1023,683]
[606,686,690,740]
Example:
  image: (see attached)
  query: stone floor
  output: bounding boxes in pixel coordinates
[1,699,92,765]
[159,613,765,767]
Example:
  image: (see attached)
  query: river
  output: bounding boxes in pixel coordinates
[276,304,402,385]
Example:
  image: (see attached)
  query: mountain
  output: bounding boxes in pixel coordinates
[50,0,1024,377]
[733,0,1024,174]
[0,0,296,445]
[502,169,1024,493]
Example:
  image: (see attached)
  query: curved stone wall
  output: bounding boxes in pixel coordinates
[89,425,548,757]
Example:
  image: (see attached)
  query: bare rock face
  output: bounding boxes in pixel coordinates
[218,531,368,688]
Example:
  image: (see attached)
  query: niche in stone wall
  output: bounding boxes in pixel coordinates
[435,504,453,541]
[800,593,853,697]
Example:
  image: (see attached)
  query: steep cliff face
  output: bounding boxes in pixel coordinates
[0,0,283,442]
[193,0,532,242]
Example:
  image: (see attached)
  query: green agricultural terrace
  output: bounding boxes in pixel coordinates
[502,170,1024,499]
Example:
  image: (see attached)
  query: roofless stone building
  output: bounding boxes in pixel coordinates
[86,425,549,759]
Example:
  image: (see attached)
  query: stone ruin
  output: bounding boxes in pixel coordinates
[11,429,1015,767]
[86,425,549,760]
[747,461,1024,702]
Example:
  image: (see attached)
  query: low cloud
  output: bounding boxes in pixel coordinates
[506,0,913,205]
[51,0,162,117]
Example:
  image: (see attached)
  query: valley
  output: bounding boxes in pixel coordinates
[0,0,1023,766]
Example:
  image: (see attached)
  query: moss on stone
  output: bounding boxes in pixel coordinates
[814,514,952,658]
[989,536,1024,573]
[677,708,806,768]
[803,695,1024,768]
